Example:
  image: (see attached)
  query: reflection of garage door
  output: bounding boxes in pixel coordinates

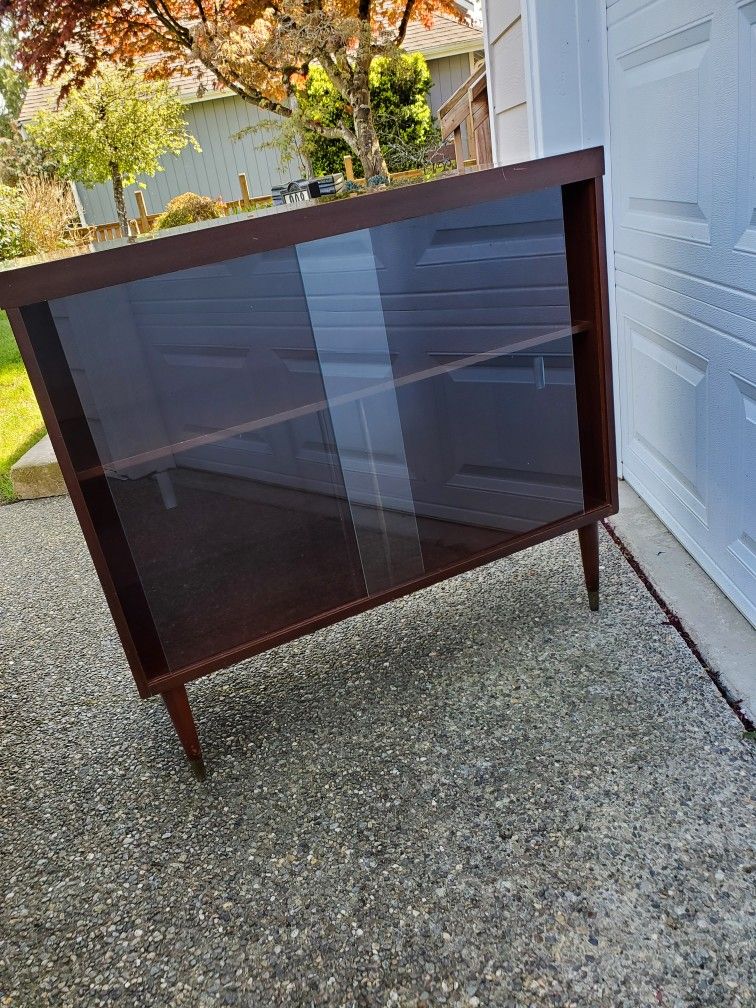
[607,0,756,626]
[55,188,581,537]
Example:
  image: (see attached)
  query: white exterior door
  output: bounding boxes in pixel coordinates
[607,0,756,626]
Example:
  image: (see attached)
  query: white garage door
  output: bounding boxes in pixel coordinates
[607,0,756,626]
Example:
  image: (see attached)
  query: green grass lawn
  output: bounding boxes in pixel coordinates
[0,311,45,503]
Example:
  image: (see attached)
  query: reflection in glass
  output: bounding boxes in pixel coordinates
[297,228,425,595]
[50,185,584,673]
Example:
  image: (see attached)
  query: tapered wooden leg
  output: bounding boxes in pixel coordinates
[162,685,206,779]
[578,522,600,612]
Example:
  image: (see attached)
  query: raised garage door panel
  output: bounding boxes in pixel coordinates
[608,0,756,625]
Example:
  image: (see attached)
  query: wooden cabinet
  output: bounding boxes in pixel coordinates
[0,148,617,776]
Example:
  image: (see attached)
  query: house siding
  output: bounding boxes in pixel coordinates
[483,0,530,165]
[428,51,475,114]
[75,53,482,226]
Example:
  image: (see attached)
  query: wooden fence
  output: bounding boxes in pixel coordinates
[69,172,274,245]
[72,157,478,245]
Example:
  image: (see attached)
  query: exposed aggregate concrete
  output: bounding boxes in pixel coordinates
[1,496,754,1008]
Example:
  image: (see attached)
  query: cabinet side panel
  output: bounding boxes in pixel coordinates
[11,303,169,694]
[561,178,618,512]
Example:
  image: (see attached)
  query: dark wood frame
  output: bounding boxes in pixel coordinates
[1,147,617,777]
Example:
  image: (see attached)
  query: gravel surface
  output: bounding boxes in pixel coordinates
[1,496,754,1008]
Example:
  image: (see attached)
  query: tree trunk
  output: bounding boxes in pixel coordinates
[109,162,129,237]
[348,68,388,180]
[295,126,314,178]
[300,145,314,179]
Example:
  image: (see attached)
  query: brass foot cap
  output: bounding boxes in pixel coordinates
[189,757,207,781]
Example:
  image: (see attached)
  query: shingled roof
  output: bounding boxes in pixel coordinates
[19,14,482,123]
[403,13,482,57]
[19,52,216,123]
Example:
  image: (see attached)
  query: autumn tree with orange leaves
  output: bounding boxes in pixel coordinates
[3,0,464,179]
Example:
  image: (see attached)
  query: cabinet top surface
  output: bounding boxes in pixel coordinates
[0,147,603,309]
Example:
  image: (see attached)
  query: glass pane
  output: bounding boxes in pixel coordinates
[296,186,584,584]
[296,229,425,595]
[49,185,584,676]
[50,248,369,673]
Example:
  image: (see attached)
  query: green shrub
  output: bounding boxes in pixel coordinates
[0,184,23,260]
[154,192,224,230]
[0,127,57,187]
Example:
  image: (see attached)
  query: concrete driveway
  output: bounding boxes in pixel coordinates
[1,497,754,1008]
